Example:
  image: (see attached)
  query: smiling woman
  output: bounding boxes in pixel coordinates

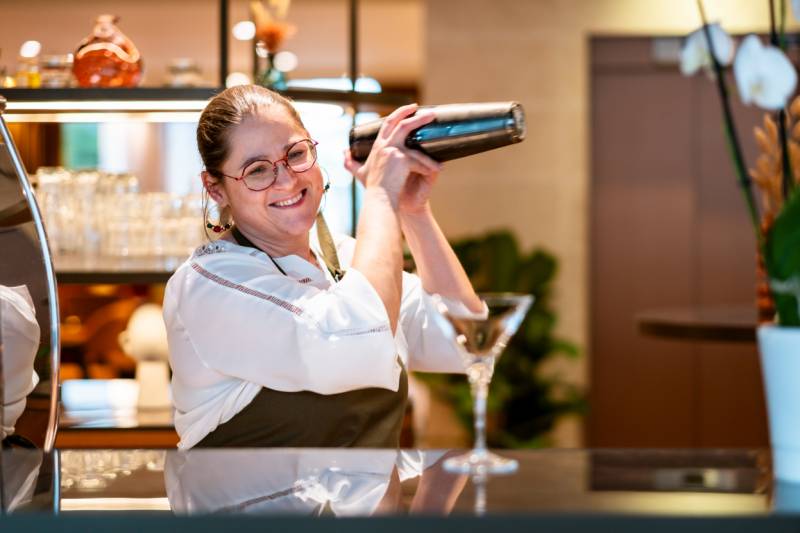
[162,85,485,449]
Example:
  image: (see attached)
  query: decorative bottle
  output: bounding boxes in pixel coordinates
[73,15,142,88]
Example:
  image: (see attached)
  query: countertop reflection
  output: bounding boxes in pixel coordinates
[1,448,783,517]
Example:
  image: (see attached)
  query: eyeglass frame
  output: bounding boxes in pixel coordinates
[211,138,320,191]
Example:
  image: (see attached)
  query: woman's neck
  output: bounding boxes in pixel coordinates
[229,226,315,264]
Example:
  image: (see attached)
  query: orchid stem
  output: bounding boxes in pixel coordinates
[780,0,788,50]
[696,0,763,245]
[770,0,794,200]
[778,111,794,200]
[770,0,779,47]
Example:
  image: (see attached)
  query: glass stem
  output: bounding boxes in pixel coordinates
[471,379,489,453]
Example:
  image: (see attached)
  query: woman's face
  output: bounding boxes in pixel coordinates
[210,106,323,251]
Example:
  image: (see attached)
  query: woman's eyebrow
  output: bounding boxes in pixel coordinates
[238,141,302,171]
[239,154,271,171]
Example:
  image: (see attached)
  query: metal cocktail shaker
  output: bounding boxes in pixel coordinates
[348,102,526,163]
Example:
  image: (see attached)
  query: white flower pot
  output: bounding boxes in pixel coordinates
[758,325,800,483]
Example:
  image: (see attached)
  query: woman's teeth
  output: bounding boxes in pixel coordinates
[272,190,304,207]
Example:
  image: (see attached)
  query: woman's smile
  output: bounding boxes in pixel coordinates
[270,188,307,209]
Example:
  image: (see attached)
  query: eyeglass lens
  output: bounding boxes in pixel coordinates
[242,140,317,191]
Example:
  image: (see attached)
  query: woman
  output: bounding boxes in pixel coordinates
[163,85,483,449]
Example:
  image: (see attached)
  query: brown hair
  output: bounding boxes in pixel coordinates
[197,85,306,237]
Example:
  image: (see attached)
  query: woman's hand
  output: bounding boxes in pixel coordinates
[396,169,439,217]
[344,104,442,210]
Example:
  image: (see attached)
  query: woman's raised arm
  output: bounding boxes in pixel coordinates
[346,104,442,333]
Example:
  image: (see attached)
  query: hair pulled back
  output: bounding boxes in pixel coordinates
[197,84,305,177]
[197,85,305,237]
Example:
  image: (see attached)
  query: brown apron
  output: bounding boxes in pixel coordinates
[197,366,408,448]
[198,217,407,448]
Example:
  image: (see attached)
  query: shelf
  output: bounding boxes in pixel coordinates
[0,87,414,113]
[54,254,182,284]
[1,87,222,102]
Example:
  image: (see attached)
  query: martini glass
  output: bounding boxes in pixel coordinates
[434,292,533,475]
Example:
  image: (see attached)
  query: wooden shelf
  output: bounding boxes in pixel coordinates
[636,305,758,343]
[54,254,182,284]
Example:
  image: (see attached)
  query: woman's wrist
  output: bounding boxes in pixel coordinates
[399,202,435,233]
[365,184,402,212]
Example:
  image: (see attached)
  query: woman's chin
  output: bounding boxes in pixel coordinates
[272,207,319,236]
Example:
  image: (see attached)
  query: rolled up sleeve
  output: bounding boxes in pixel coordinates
[169,259,400,395]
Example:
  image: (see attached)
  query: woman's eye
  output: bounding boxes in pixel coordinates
[247,164,271,177]
[287,150,304,161]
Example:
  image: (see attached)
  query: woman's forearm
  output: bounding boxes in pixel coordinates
[400,205,483,313]
[351,188,404,333]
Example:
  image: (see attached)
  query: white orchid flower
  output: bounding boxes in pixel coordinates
[734,34,797,110]
[681,23,735,76]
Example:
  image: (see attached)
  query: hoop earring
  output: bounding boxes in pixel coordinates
[202,189,232,234]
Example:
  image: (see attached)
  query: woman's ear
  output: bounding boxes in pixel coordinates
[201,171,229,208]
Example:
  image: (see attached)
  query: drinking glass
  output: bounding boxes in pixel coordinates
[433,292,533,474]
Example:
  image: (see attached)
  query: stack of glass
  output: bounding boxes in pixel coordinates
[33,167,205,259]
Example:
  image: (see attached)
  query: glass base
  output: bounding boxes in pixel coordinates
[443,449,519,475]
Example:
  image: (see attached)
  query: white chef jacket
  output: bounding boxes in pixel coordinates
[163,230,471,449]
[0,285,41,440]
[165,448,446,515]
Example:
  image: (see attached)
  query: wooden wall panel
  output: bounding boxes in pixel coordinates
[589,37,768,447]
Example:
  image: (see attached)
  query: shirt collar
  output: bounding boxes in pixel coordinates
[211,224,334,285]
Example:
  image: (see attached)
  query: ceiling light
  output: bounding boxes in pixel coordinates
[19,40,41,58]
[232,21,256,41]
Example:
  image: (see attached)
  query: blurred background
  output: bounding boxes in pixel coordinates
[0,0,785,450]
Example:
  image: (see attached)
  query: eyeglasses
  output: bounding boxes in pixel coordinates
[216,139,319,191]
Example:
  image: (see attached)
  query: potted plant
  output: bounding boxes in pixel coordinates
[418,230,585,448]
[681,0,800,481]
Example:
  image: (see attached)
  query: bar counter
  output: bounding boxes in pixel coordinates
[2,447,800,531]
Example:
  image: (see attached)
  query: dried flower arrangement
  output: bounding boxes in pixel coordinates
[751,98,800,224]
[250,0,296,89]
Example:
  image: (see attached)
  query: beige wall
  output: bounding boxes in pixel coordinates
[423,0,780,446]
[0,0,421,86]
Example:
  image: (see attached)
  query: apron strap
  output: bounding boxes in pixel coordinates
[230,214,344,283]
[315,212,345,282]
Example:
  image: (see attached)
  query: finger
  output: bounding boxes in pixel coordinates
[378,103,419,141]
[403,147,442,174]
[404,157,439,177]
[343,149,363,173]
[386,110,436,147]
[343,151,367,185]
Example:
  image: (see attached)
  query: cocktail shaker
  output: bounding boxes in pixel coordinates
[349,102,526,163]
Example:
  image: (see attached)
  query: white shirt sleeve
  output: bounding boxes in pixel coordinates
[0,285,41,439]
[164,254,401,395]
[399,271,482,374]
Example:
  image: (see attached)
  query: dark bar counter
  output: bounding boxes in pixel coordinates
[2,447,799,531]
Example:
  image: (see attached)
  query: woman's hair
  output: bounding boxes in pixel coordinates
[196,85,306,237]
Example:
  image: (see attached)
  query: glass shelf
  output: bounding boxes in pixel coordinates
[0,87,414,114]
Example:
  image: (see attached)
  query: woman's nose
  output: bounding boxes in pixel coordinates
[272,161,295,187]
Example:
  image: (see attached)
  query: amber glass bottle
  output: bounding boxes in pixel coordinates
[73,15,142,88]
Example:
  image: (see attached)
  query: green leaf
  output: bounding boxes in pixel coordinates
[764,188,800,326]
